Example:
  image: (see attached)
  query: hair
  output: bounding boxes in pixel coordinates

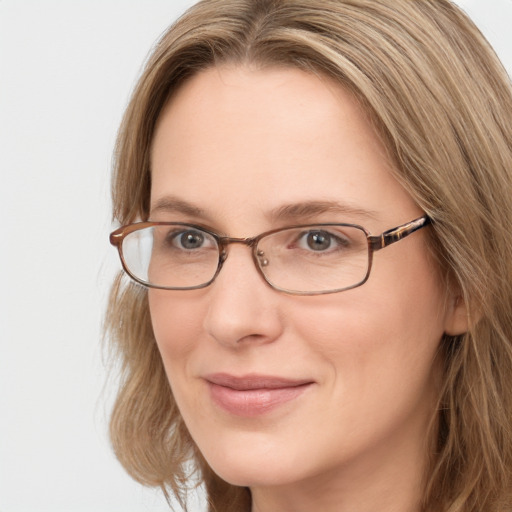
[105,1,512,511]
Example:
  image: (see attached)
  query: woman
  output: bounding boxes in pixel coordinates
[106,1,512,511]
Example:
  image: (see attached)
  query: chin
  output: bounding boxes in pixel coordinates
[210,463,298,488]
[197,434,307,488]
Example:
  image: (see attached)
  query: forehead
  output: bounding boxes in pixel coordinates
[150,65,419,231]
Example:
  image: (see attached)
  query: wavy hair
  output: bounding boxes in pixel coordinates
[105,1,512,510]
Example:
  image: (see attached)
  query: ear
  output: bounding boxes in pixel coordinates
[443,294,472,336]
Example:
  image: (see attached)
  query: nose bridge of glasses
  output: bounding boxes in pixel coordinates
[218,236,258,248]
[218,236,267,266]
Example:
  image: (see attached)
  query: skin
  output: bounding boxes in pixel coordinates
[148,65,467,512]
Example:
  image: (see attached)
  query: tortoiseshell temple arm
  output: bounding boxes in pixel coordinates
[368,216,431,252]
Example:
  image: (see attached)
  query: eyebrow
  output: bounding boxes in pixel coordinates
[150,196,206,218]
[150,195,378,223]
[267,200,379,223]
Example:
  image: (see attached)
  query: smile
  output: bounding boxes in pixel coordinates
[206,374,313,417]
[205,374,314,417]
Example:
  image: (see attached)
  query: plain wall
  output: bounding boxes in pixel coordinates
[1,1,511,511]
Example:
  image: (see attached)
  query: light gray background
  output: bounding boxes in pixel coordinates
[1,1,511,511]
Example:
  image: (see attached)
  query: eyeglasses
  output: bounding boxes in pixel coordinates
[109,216,430,295]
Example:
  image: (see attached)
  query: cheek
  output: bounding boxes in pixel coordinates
[280,287,444,464]
[285,256,447,403]
[148,290,210,424]
[148,290,205,366]
[289,276,444,354]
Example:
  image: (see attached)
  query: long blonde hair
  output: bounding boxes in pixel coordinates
[106,1,512,510]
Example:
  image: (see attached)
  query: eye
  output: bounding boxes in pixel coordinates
[296,230,350,253]
[166,228,215,251]
[175,230,205,249]
[304,231,331,251]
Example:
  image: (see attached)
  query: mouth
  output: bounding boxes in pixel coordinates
[204,373,314,417]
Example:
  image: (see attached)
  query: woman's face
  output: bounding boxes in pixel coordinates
[148,66,461,499]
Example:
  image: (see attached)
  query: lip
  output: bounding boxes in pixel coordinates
[204,373,314,417]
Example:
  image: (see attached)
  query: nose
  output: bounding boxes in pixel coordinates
[202,244,284,349]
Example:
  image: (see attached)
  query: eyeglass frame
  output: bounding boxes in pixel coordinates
[109,215,431,296]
